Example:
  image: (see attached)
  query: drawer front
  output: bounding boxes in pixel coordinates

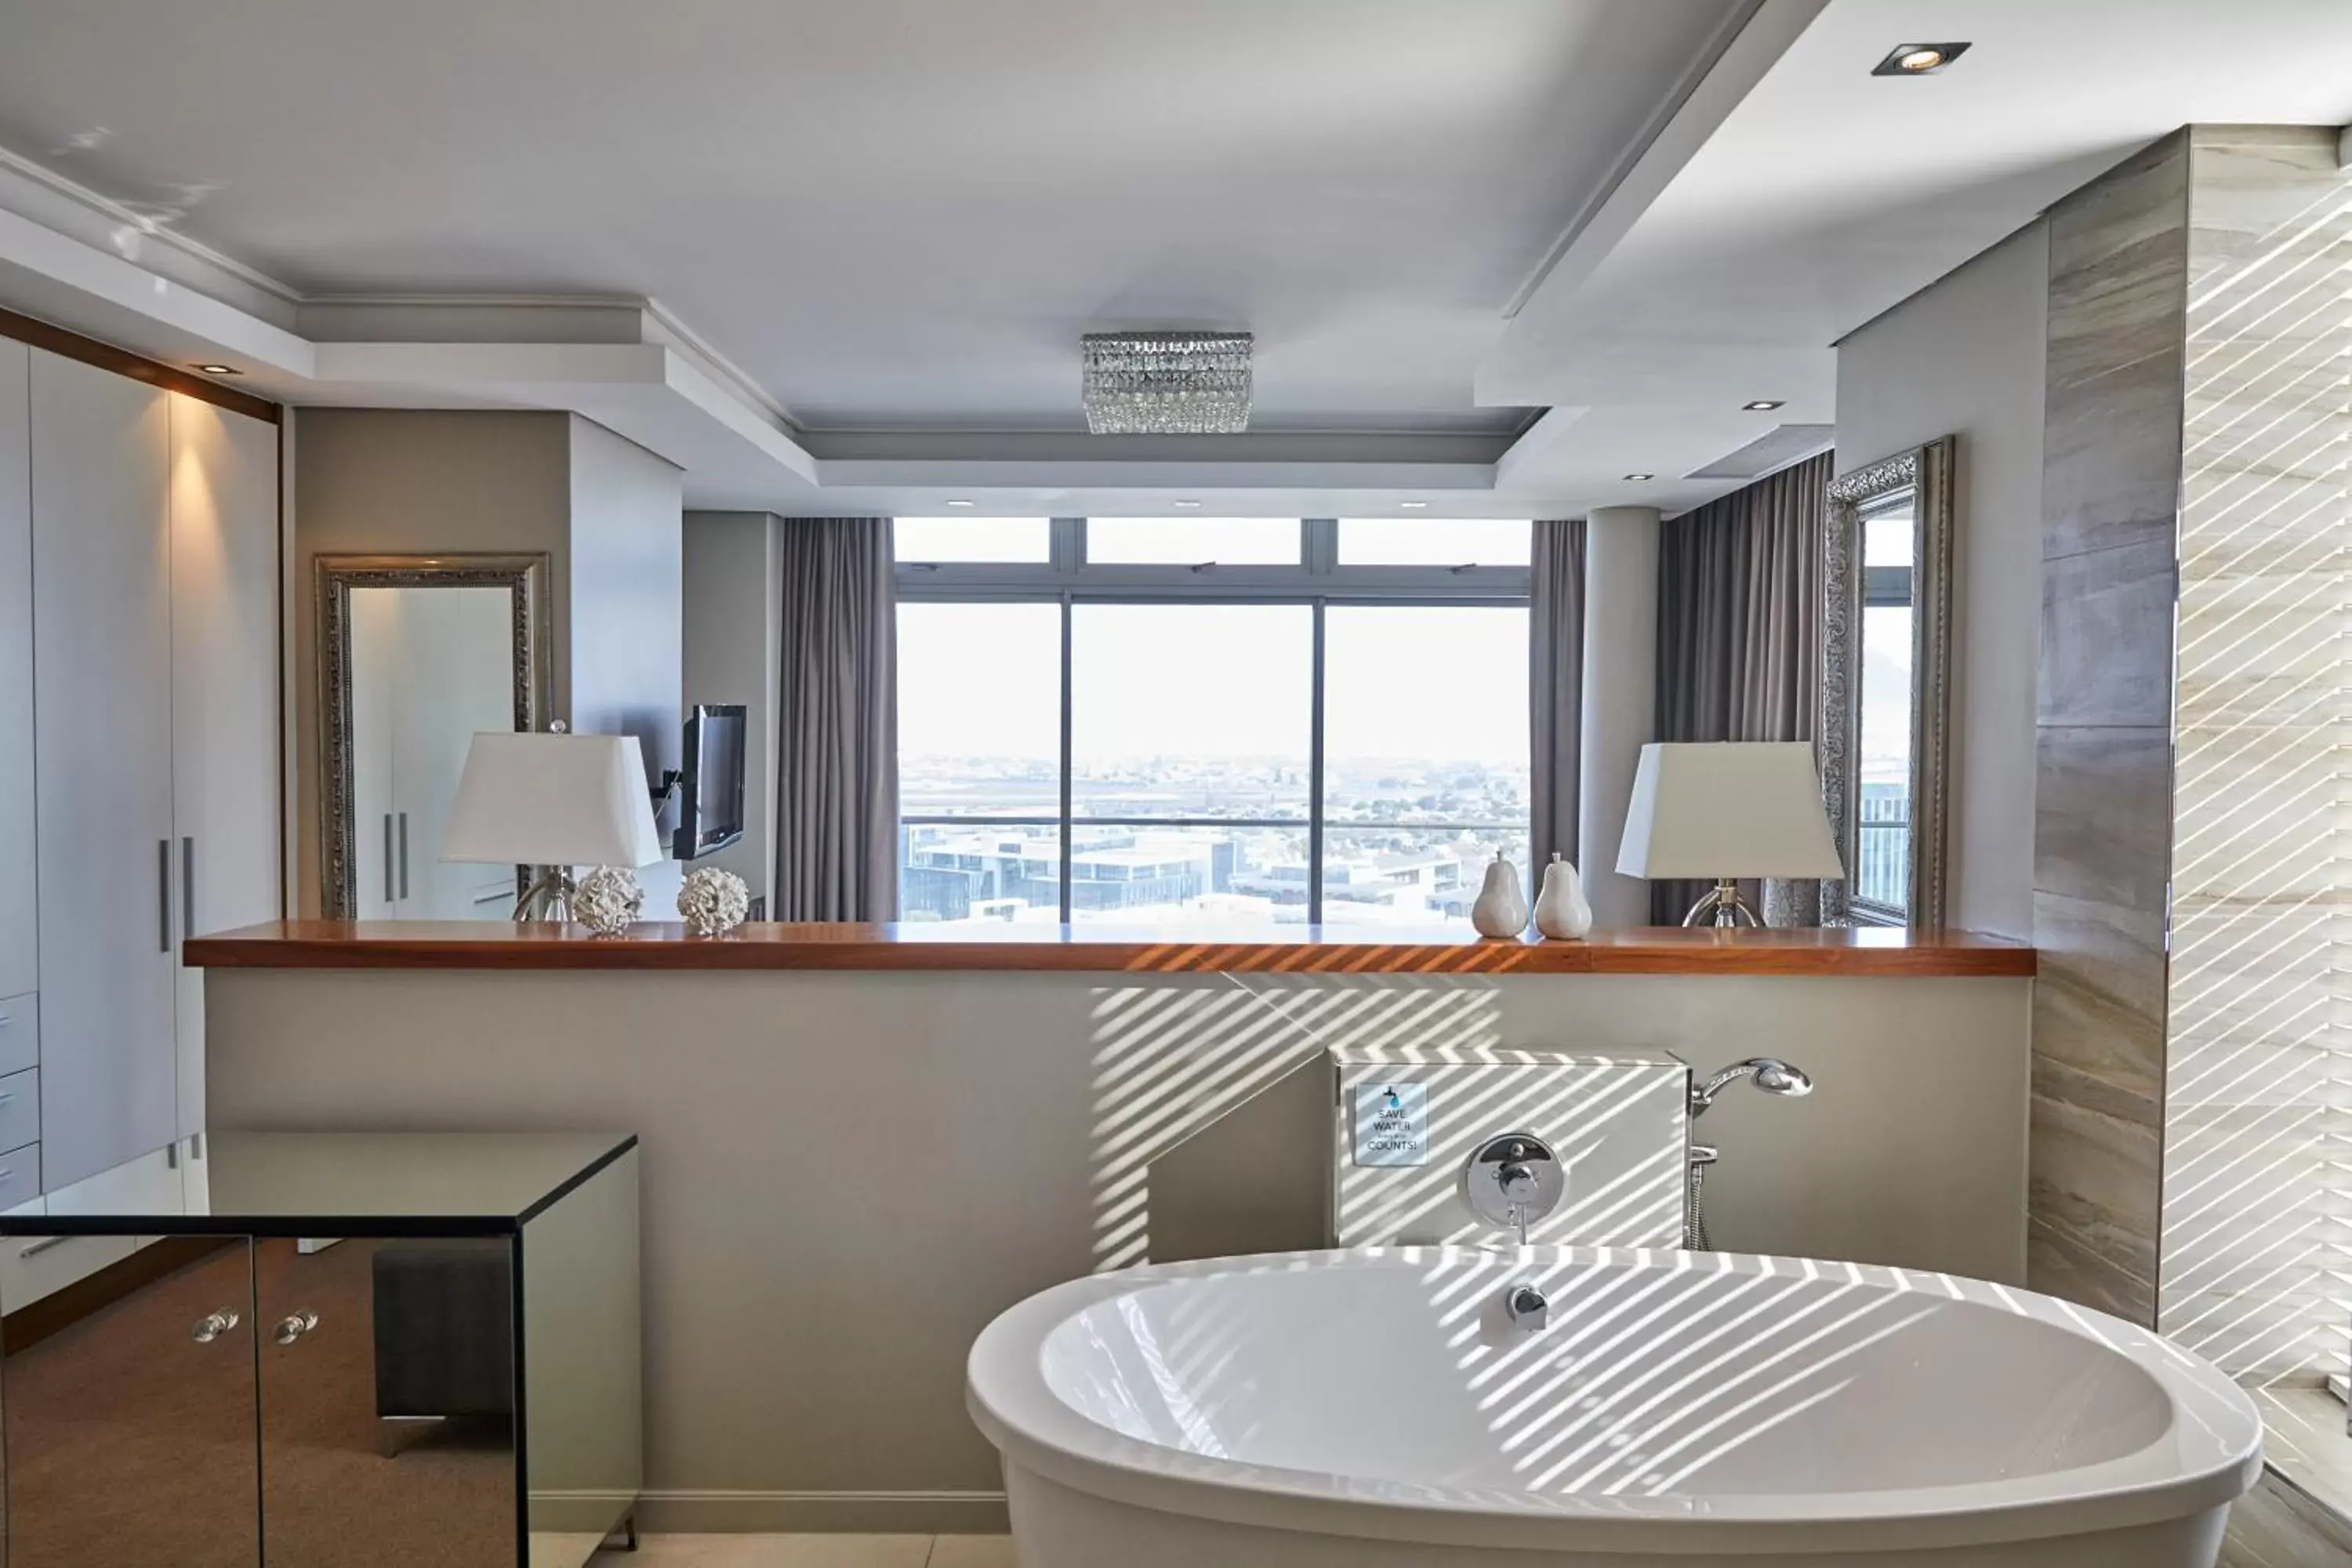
[0,1145,40,1213]
[0,993,34,1079]
[0,1067,37,1154]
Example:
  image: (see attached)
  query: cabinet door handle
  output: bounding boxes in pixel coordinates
[273,1309,320,1345]
[16,1236,64,1259]
[158,840,172,953]
[192,1308,241,1344]
[181,836,195,942]
[397,812,409,901]
[383,813,394,905]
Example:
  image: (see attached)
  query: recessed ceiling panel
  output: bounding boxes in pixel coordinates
[0,0,1748,434]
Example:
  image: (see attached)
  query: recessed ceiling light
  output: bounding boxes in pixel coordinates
[1742,400,1785,412]
[1872,42,1969,76]
[1399,500,1429,510]
[194,364,239,375]
[1624,473,1655,482]
[945,498,975,508]
[1172,498,1201,508]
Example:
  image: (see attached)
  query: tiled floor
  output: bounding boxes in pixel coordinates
[590,1536,1017,1568]
[2253,1387,2352,1518]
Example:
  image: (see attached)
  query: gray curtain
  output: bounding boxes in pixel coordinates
[777,517,898,921]
[1529,519,1586,873]
[1650,452,1831,923]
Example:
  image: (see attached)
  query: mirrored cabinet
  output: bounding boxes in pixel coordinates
[0,1131,640,1568]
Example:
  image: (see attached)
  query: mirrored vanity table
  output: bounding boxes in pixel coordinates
[0,1130,641,1568]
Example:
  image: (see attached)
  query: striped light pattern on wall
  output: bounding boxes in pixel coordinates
[2158,129,2352,1388]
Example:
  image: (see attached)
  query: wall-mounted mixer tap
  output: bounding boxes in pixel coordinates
[1463,1131,1563,1330]
[1464,1131,1563,1243]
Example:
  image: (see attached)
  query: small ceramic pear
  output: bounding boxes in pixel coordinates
[1469,852,1530,938]
[1533,853,1594,940]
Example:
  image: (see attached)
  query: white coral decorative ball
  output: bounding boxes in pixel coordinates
[677,866,751,937]
[572,866,644,937]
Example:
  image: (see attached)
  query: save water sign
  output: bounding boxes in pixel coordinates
[1352,1083,1429,1167]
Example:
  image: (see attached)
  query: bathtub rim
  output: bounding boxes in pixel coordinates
[967,1247,2263,1557]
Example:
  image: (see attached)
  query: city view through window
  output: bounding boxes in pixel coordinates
[1854,502,1916,918]
[896,521,1532,928]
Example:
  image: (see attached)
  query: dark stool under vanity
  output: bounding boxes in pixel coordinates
[0,1130,641,1568]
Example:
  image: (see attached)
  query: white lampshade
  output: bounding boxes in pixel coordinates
[1616,742,1845,881]
[441,731,665,869]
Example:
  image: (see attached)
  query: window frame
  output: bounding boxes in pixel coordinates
[897,518,1532,924]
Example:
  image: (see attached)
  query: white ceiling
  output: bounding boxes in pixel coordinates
[0,0,1745,437]
[1484,0,2352,468]
[0,1,2346,518]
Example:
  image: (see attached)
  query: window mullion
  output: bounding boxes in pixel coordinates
[1058,590,1074,922]
[1051,517,1085,578]
[1308,597,1327,926]
[1305,518,1337,575]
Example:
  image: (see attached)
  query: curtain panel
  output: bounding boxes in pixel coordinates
[1530,519,1587,877]
[776,517,898,921]
[1650,452,1831,923]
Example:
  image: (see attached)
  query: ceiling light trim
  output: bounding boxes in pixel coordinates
[1871,42,1972,77]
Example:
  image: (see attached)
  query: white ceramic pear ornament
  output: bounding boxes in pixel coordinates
[1469,852,1530,938]
[1533,853,1593,940]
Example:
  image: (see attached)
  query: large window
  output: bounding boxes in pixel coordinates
[896,518,1531,927]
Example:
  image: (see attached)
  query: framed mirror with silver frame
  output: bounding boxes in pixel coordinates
[1818,436,1955,930]
[316,554,552,920]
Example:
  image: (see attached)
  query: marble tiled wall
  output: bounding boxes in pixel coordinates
[2160,126,2352,1383]
[2030,132,2190,1326]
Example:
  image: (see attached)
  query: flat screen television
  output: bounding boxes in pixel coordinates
[673,704,746,861]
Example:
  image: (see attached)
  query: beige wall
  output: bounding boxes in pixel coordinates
[568,415,684,909]
[291,409,574,914]
[207,965,2030,1532]
[681,512,782,906]
[290,409,683,915]
[1835,222,2049,942]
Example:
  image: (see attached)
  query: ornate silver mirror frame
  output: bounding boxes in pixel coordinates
[315,553,552,919]
[1818,435,1955,929]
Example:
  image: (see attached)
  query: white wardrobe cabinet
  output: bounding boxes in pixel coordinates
[31,349,178,1193]
[17,344,279,1192]
[0,340,33,1008]
[168,396,284,1134]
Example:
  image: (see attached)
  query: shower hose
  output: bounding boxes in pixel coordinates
[1684,1148,1718,1251]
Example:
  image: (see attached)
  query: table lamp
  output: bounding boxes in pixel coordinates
[442,730,665,921]
[1616,742,1846,927]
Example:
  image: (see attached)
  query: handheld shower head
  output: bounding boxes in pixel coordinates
[1690,1057,1813,1117]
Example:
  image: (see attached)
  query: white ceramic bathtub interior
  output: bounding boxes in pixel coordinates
[968,1248,2263,1566]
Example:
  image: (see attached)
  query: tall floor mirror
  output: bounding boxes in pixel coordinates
[1819,437,1955,929]
[317,554,551,920]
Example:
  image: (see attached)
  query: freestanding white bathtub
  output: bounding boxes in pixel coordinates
[968,1248,2262,1566]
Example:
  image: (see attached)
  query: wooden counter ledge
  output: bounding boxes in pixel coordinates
[185,921,2036,978]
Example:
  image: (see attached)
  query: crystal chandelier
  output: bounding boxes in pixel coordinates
[1080,331,1253,435]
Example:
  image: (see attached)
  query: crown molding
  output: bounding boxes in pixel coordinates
[0,143,301,313]
[642,298,798,432]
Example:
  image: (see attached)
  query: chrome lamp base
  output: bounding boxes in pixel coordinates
[1681,877,1761,928]
[514,868,578,922]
